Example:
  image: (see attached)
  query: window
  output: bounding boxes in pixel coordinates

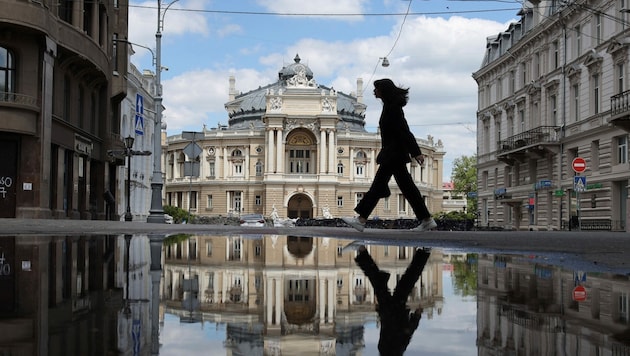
[520,62,527,87]
[0,47,15,97]
[289,149,311,173]
[206,242,212,256]
[234,163,243,176]
[208,161,215,178]
[398,194,406,214]
[255,195,262,206]
[519,109,525,132]
[573,84,580,122]
[337,245,343,257]
[255,244,261,256]
[207,194,213,208]
[337,163,344,175]
[619,292,629,322]
[356,164,364,176]
[337,278,343,288]
[255,161,263,176]
[550,95,557,126]
[337,195,343,207]
[592,140,600,170]
[575,25,582,56]
[552,41,559,69]
[356,193,364,205]
[189,191,197,209]
[617,136,628,164]
[592,73,600,114]
[595,14,601,45]
[617,63,625,94]
[509,70,515,94]
[383,197,389,210]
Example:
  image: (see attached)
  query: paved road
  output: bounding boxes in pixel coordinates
[1,218,629,273]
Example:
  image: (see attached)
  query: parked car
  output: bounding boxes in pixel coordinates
[239,213,266,227]
[164,214,174,224]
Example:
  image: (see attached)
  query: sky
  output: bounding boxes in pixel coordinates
[127,0,520,181]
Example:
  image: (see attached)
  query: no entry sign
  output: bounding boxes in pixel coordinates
[572,157,586,173]
[572,285,587,302]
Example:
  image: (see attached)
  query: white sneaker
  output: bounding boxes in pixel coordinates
[411,218,437,232]
[342,217,365,232]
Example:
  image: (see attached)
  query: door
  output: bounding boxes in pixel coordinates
[0,139,17,218]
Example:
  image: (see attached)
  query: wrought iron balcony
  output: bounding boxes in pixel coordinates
[610,90,630,131]
[496,126,561,165]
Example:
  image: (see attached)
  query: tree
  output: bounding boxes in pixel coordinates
[451,154,477,214]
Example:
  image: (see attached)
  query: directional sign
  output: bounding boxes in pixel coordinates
[183,142,202,159]
[572,157,586,173]
[574,176,586,192]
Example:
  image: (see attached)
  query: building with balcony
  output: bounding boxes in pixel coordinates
[473,0,630,231]
[163,55,445,219]
[0,0,130,219]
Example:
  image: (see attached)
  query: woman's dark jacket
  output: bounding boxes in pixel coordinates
[376,103,422,165]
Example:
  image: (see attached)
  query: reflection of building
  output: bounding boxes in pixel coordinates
[476,253,630,354]
[0,236,120,354]
[163,55,445,219]
[0,1,129,219]
[161,235,444,354]
[474,1,630,231]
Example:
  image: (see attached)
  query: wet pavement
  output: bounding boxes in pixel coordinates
[1,218,629,273]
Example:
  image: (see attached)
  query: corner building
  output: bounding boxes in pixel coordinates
[0,0,129,219]
[164,55,445,219]
[473,0,630,231]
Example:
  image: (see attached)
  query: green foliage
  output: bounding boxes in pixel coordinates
[163,205,192,224]
[451,154,478,213]
[163,233,191,246]
[451,253,478,296]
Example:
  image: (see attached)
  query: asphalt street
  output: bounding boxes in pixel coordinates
[1,218,629,273]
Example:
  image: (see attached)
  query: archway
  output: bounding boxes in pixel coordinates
[287,193,312,219]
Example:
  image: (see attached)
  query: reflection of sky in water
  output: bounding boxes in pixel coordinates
[159,272,477,356]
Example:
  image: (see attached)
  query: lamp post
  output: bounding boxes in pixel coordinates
[148,0,179,223]
[124,135,135,221]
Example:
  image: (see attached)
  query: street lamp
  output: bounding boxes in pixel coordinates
[124,136,135,221]
[148,0,180,223]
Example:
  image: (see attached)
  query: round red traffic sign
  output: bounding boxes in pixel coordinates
[572,157,586,173]
[572,285,587,302]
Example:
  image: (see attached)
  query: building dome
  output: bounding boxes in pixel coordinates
[278,54,314,82]
[224,54,367,131]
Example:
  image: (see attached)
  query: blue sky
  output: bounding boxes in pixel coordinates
[128,0,521,180]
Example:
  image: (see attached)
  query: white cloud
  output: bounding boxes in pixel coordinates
[156,12,506,179]
[256,0,369,20]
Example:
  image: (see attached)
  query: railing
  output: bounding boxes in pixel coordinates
[497,126,560,154]
[611,90,630,116]
[0,91,39,106]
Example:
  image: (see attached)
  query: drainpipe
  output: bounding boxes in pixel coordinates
[560,24,568,230]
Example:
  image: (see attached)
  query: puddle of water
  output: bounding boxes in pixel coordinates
[0,234,628,355]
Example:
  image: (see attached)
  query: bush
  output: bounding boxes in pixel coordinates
[163,205,191,224]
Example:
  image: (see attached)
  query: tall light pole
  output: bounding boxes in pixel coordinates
[124,136,135,221]
[148,0,179,223]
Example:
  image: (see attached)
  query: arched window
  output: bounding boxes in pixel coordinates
[232,149,242,157]
[337,162,344,175]
[0,46,16,98]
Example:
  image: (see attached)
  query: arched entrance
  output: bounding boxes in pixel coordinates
[287,194,313,219]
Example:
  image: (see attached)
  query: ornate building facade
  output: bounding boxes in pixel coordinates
[164,55,445,219]
[473,0,630,231]
[0,0,130,219]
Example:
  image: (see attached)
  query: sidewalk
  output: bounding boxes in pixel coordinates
[1,218,629,272]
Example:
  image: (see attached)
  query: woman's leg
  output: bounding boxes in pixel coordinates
[354,164,394,219]
[392,165,431,220]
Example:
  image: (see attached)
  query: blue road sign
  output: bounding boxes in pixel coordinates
[574,176,586,192]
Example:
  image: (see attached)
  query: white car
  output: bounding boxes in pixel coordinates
[239,213,266,227]
[164,214,174,224]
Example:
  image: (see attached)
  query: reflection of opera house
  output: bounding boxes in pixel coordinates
[476,253,630,354]
[161,235,444,354]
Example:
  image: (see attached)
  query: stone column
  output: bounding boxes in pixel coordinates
[319,278,326,324]
[244,146,250,179]
[267,129,275,173]
[328,130,335,174]
[275,278,282,325]
[223,147,228,178]
[266,276,273,325]
[276,129,283,174]
[327,278,334,323]
[319,129,327,173]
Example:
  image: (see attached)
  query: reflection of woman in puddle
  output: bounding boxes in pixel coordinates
[354,245,430,356]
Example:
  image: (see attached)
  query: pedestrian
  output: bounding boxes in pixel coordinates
[353,245,430,355]
[342,78,437,232]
